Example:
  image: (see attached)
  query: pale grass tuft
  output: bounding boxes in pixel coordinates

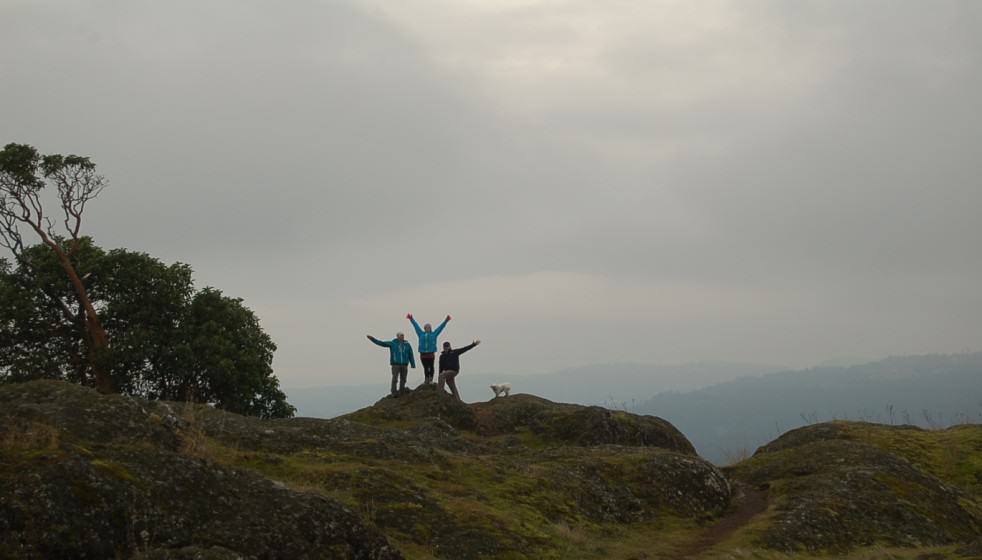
[700,543,962,559]
[721,446,752,467]
[0,419,60,452]
[550,520,590,546]
[359,497,378,524]
[176,402,209,458]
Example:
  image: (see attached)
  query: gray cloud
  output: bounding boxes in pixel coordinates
[2,0,980,384]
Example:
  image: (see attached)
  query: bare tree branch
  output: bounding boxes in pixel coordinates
[0,210,79,325]
[0,210,24,254]
[46,159,104,256]
[26,190,44,229]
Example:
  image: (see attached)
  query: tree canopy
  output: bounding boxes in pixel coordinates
[0,238,295,418]
[1,142,112,392]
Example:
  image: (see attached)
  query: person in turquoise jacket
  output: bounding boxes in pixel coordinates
[367,332,416,396]
[407,313,451,384]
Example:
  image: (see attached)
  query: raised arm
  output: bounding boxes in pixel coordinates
[433,315,451,336]
[367,335,391,348]
[457,339,480,355]
[407,314,424,336]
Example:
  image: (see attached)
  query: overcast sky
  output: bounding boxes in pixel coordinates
[2,0,980,387]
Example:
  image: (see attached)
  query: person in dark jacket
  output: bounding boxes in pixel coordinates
[367,332,416,396]
[407,313,451,385]
[438,339,480,401]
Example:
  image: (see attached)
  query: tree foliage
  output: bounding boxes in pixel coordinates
[0,143,112,392]
[0,239,295,418]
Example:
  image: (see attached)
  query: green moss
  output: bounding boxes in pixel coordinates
[195,426,730,559]
[70,479,99,505]
[700,544,968,559]
[730,423,982,554]
[91,459,137,482]
[837,423,982,498]
[72,444,95,457]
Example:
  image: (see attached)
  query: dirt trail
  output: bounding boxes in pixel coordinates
[678,483,768,559]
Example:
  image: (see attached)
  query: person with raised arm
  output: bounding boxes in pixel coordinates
[366,331,416,397]
[438,339,481,401]
[407,313,451,385]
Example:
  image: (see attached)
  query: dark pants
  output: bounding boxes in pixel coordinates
[438,370,460,401]
[420,354,435,384]
[390,365,408,395]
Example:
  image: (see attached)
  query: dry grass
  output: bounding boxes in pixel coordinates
[721,446,752,467]
[175,403,209,458]
[0,418,60,452]
[701,543,964,559]
[549,520,591,548]
[358,497,379,524]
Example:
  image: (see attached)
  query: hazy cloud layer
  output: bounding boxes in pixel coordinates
[2,0,980,385]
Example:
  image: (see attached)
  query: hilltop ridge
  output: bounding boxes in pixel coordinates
[1,380,980,559]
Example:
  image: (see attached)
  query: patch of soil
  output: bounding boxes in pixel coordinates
[678,482,768,559]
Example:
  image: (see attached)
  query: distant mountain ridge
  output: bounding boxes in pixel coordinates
[285,360,786,419]
[636,352,982,463]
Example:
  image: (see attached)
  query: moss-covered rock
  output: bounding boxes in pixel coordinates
[729,422,982,554]
[0,379,183,449]
[532,447,731,522]
[12,381,975,559]
[470,394,696,454]
[342,385,479,431]
[0,381,402,560]
[340,388,695,455]
[0,380,730,560]
[135,546,245,560]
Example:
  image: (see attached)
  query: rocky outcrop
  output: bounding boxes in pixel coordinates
[0,381,728,559]
[342,384,479,431]
[730,422,982,553]
[470,394,696,453]
[8,381,974,559]
[0,381,401,560]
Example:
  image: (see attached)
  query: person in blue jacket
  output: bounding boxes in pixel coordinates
[367,332,416,396]
[406,313,451,384]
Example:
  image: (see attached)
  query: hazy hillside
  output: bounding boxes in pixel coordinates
[286,361,784,419]
[637,353,982,463]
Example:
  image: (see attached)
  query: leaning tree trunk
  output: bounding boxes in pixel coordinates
[83,312,113,394]
[43,236,114,394]
[0,143,113,392]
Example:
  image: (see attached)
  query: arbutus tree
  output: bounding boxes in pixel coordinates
[0,143,113,393]
[0,239,296,418]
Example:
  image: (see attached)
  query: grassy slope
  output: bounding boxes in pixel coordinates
[703,422,982,559]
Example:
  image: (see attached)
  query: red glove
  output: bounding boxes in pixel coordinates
[406,313,413,319]
[446,314,452,321]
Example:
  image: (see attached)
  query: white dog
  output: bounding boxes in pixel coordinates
[490,383,511,398]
